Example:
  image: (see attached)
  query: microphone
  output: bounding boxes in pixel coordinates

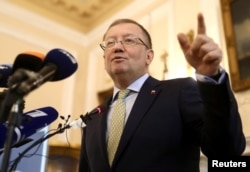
[11,51,45,74]
[0,52,45,122]
[87,106,103,117]
[43,48,78,81]
[6,105,103,172]
[0,106,58,149]
[68,105,103,129]
[0,64,12,88]
[7,51,45,88]
[13,48,78,96]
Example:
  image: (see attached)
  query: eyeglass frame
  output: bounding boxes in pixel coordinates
[100,36,149,51]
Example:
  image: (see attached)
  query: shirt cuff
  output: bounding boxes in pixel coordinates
[195,68,226,84]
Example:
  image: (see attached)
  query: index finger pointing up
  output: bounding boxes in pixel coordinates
[197,13,206,35]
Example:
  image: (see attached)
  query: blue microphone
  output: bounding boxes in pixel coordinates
[14,48,78,96]
[0,106,58,149]
[0,64,13,88]
[44,48,78,81]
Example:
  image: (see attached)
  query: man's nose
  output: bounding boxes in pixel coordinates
[113,40,124,49]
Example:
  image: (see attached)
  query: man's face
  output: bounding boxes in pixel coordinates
[102,23,153,80]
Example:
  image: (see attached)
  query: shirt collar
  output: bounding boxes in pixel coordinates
[112,73,149,100]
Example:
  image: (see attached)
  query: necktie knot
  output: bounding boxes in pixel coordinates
[117,89,130,99]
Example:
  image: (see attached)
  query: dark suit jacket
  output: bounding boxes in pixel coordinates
[79,75,245,172]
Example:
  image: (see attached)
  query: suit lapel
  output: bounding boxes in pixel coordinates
[112,77,161,165]
[96,99,112,167]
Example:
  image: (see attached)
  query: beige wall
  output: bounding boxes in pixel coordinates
[1,0,249,149]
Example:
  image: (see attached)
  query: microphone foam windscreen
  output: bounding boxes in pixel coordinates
[12,52,45,74]
[45,48,78,81]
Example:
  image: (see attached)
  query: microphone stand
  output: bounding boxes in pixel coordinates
[0,99,23,172]
[0,70,40,172]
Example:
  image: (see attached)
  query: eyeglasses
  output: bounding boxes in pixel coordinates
[100,37,149,50]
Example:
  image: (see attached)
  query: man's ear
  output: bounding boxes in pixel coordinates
[146,49,154,65]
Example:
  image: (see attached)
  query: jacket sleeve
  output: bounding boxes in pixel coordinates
[197,73,246,157]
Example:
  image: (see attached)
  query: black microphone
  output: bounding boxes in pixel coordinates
[7,51,45,88]
[0,64,12,88]
[13,48,78,96]
[11,51,45,74]
[68,105,104,129]
[0,106,58,149]
[87,105,103,118]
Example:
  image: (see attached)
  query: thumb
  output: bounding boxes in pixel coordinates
[177,33,190,54]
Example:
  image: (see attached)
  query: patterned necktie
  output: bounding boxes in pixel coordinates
[107,89,130,166]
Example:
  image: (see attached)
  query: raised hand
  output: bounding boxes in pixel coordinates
[177,13,222,76]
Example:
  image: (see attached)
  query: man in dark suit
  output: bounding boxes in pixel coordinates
[78,13,245,172]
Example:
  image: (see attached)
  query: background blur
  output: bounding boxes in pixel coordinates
[1,0,249,171]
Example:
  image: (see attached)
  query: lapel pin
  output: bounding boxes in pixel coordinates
[150,90,156,95]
